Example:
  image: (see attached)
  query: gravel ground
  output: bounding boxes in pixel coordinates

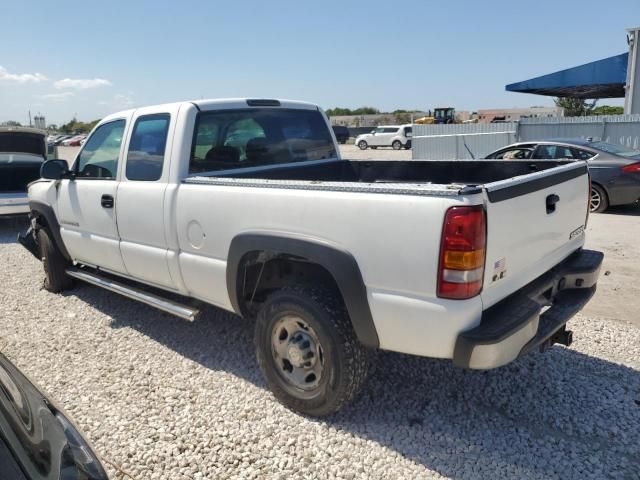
[1,201,639,479]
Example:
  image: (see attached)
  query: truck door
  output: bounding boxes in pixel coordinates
[116,109,176,289]
[57,119,128,273]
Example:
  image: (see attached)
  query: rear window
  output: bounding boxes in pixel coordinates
[590,141,640,157]
[189,108,337,174]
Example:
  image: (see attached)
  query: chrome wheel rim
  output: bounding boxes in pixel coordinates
[271,315,324,391]
[359,142,366,149]
[590,189,601,212]
[393,141,401,150]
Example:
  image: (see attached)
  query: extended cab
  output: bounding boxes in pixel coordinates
[21,98,603,416]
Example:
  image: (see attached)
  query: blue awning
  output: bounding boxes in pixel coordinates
[506,53,628,98]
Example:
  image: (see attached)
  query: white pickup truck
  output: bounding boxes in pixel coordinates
[20,98,603,416]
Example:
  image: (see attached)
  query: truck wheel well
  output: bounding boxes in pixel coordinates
[236,252,343,316]
[227,233,380,348]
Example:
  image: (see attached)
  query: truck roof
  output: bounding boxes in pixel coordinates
[101,98,320,123]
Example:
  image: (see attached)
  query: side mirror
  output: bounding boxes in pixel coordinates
[41,159,71,180]
[370,130,375,135]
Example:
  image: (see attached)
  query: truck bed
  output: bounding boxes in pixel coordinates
[186,159,576,196]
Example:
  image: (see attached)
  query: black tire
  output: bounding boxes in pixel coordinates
[404,141,412,150]
[254,286,369,416]
[371,146,377,149]
[37,228,73,293]
[392,140,402,150]
[590,183,609,213]
[357,141,368,150]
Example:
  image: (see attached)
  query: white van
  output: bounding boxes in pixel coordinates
[355,124,412,150]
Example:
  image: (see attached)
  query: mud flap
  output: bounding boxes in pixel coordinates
[17,226,40,260]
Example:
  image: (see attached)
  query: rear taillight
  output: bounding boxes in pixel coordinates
[622,162,640,173]
[437,205,486,299]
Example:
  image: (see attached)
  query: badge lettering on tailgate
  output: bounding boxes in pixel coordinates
[569,225,585,240]
[492,257,507,283]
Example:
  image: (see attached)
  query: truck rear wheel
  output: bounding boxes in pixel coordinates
[37,228,73,293]
[254,286,369,416]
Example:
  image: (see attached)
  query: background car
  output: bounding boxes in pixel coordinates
[53,135,72,146]
[355,124,412,150]
[486,139,640,212]
[62,134,87,146]
[331,125,349,144]
[0,351,108,479]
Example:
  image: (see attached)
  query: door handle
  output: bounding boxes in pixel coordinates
[101,194,114,209]
[546,194,559,214]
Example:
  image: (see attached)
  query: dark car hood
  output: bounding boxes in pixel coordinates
[0,132,46,159]
[0,353,107,479]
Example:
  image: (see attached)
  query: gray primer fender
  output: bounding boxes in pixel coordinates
[227,233,379,348]
[28,200,71,261]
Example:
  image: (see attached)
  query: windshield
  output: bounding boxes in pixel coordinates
[591,141,640,157]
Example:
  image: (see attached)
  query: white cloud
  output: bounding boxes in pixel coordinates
[39,92,75,101]
[0,65,47,83]
[54,78,112,89]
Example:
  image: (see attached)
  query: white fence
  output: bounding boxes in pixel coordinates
[412,114,640,159]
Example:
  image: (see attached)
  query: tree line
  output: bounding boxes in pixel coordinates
[0,118,101,133]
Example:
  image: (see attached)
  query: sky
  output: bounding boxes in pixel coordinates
[1,0,637,125]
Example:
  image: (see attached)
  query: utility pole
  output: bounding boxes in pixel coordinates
[625,27,640,114]
[28,110,32,127]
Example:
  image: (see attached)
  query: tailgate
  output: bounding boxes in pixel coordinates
[481,162,589,308]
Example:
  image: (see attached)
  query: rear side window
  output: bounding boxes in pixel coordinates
[189,108,336,173]
[492,147,533,160]
[126,114,170,181]
[572,148,595,160]
[384,127,400,133]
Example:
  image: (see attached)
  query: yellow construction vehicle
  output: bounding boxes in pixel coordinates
[415,107,457,124]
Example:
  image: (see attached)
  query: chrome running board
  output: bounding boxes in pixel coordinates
[66,268,199,321]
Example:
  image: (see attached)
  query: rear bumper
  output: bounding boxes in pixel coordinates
[453,249,603,369]
[0,193,29,216]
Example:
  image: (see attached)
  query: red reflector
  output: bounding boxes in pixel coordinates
[437,205,486,300]
[622,162,640,173]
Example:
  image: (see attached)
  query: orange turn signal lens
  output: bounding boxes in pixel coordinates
[443,249,485,270]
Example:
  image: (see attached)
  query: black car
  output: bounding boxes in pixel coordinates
[0,352,108,479]
[331,125,349,144]
[486,139,640,212]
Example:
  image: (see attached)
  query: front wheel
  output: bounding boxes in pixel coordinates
[590,184,609,213]
[254,286,369,416]
[357,141,368,150]
[37,228,74,292]
[392,140,402,150]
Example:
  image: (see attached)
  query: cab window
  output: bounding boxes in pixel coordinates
[76,120,125,179]
[189,108,336,173]
[126,114,170,181]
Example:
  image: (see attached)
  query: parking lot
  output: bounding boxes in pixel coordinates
[0,170,638,479]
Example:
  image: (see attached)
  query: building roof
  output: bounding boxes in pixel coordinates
[505,53,628,99]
